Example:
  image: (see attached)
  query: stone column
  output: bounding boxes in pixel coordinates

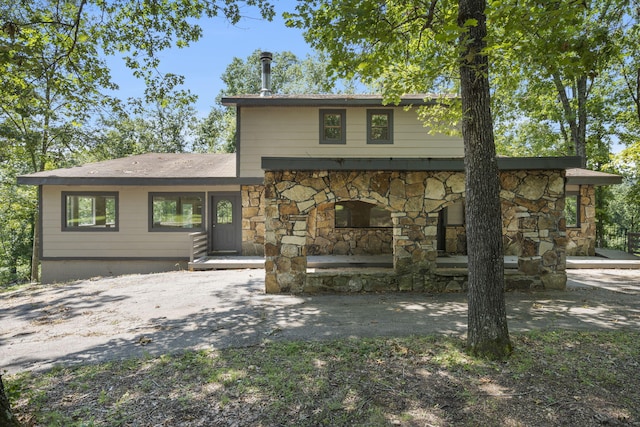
[392,211,437,290]
[540,171,567,289]
[265,206,309,293]
[392,212,411,273]
[502,170,567,290]
[264,175,282,293]
[264,171,316,294]
[580,185,596,256]
[241,184,265,256]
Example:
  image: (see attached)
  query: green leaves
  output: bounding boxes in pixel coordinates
[0,0,278,281]
[286,0,461,123]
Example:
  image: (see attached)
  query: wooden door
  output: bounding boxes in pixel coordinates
[210,193,241,254]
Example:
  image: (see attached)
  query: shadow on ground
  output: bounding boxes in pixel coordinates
[1,269,639,374]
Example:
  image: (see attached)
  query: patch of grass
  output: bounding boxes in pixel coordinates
[6,331,640,426]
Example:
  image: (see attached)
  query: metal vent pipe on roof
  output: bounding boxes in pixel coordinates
[260,51,272,97]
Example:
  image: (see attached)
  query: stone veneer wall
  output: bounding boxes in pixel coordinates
[241,185,265,256]
[566,185,596,256]
[263,169,567,294]
[499,170,567,290]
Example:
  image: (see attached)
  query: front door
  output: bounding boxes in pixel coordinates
[210,193,241,254]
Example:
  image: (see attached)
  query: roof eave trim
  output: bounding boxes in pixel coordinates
[566,176,623,186]
[17,177,264,186]
[261,156,583,171]
[221,97,442,107]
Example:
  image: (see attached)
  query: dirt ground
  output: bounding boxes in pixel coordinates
[2,268,639,375]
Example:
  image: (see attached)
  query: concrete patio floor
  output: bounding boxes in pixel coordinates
[189,249,640,271]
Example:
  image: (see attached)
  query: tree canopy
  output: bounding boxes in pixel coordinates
[287,0,515,358]
[0,0,276,282]
[281,0,639,356]
[1,0,275,101]
[284,1,640,168]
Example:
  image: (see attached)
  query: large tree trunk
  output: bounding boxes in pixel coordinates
[458,0,512,359]
[576,75,588,167]
[1,375,21,427]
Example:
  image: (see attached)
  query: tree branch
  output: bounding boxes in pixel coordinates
[622,64,640,123]
[551,71,579,156]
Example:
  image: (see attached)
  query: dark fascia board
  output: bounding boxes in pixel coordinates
[497,156,582,170]
[221,96,444,108]
[17,176,264,186]
[566,175,623,186]
[261,157,583,171]
[41,257,186,261]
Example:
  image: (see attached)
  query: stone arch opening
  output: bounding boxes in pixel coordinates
[307,200,394,256]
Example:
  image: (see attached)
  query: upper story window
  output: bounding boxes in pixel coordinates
[367,109,393,144]
[150,192,204,231]
[319,109,346,144]
[63,192,118,231]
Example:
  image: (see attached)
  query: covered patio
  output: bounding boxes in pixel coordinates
[260,158,578,294]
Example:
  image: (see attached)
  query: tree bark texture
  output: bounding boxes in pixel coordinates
[1,375,21,427]
[576,75,588,168]
[458,0,512,359]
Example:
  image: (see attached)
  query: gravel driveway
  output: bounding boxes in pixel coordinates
[2,268,639,374]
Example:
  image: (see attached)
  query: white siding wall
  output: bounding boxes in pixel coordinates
[239,105,464,177]
[42,185,239,258]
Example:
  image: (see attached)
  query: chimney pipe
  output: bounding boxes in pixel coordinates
[260,51,272,97]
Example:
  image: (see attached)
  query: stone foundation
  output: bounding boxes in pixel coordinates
[304,268,565,293]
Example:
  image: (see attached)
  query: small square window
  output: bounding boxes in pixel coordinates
[367,109,393,144]
[63,192,119,231]
[149,193,204,231]
[320,109,346,144]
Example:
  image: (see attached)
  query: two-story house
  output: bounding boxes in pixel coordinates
[18,54,620,291]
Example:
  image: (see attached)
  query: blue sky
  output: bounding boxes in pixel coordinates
[107,1,311,115]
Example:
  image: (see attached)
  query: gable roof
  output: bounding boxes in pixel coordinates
[17,153,261,186]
